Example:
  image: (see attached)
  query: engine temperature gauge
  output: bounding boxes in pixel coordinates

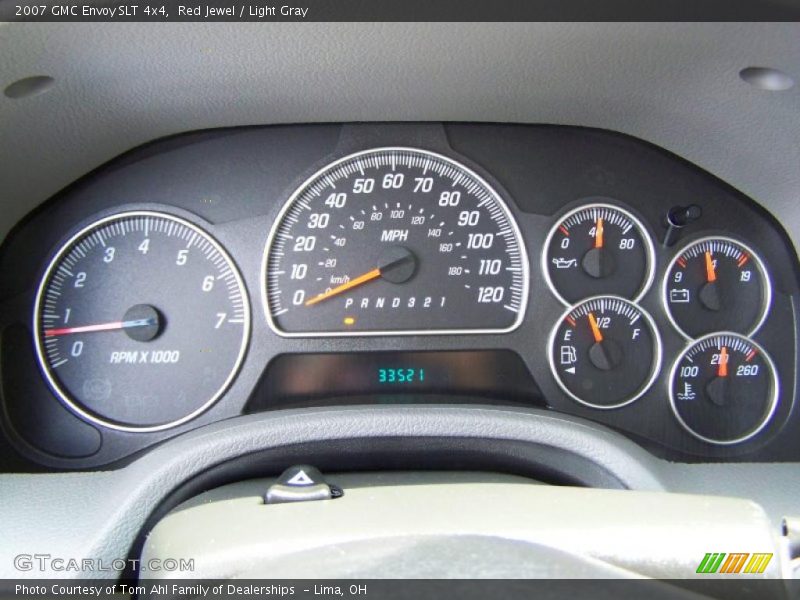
[670,333,778,445]
[548,296,661,409]
[664,237,771,338]
[543,203,655,305]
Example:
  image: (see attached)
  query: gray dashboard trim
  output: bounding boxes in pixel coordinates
[0,405,798,579]
[1,23,799,255]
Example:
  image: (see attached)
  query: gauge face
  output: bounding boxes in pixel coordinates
[548,296,661,409]
[669,333,778,445]
[33,211,250,432]
[664,237,771,339]
[543,203,655,305]
[263,147,529,336]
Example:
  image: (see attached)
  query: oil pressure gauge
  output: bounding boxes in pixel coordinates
[664,236,771,338]
[548,296,661,409]
[670,333,778,445]
[543,203,655,305]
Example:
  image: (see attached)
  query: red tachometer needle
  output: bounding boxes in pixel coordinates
[44,318,155,337]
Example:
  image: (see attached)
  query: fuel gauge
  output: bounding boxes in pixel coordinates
[548,296,661,409]
[670,333,778,445]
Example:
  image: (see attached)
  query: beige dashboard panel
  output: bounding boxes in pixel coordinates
[142,473,786,583]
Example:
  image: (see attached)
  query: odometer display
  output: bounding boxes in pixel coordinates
[263,148,529,335]
[254,350,543,410]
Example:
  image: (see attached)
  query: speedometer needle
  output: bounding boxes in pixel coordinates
[44,318,156,337]
[305,268,382,306]
[305,247,418,307]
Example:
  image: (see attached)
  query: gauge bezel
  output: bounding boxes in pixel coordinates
[541,201,657,307]
[32,210,252,433]
[662,235,772,340]
[547,294,663,410]
[667,332,779,446]
[260,146,530,337]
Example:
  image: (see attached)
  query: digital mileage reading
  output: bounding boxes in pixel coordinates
[378,367,426,384]
[255,350,543,410]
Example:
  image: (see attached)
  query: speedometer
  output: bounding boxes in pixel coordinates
[263,147,529,336]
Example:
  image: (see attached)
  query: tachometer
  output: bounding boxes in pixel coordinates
[33,211,250,432]
[263,147,529,336]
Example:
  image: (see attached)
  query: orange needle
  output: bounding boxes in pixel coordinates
[718,346,728,377]
[595,217,604,249]
[588,312,603,343]
[705,250,717,283]
[305,268,382,306]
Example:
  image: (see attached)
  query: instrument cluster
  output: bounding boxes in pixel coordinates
[0,123,798,469]
[542,203,777,446]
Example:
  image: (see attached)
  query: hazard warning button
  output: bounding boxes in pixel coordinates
[264,465,343,505]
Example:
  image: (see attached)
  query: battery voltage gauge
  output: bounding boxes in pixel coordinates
[664,236,771,338]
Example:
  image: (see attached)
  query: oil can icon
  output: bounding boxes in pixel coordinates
[552,257,577,269]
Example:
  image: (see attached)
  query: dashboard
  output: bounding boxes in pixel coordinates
[1,122,799,470]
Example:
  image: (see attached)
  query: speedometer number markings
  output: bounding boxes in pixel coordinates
[263,148,529,336]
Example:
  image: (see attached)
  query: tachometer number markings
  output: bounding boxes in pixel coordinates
[34,212,250,432]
